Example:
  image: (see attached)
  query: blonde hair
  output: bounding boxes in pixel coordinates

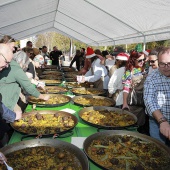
[13,51,30,71]
[0,35,15,43]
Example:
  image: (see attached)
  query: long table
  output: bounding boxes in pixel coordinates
[8,102,105,170]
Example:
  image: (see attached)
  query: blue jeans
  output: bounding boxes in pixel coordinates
[149,117,167,144]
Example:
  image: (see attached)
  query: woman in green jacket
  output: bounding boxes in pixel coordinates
[0,58,49,112]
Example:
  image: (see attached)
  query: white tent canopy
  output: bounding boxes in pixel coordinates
[0,0,170,46]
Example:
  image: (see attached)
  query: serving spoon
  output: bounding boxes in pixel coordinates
[0,155,13,170]
[3,160,13,170]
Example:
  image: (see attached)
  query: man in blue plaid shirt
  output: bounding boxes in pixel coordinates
[144,47,170,146]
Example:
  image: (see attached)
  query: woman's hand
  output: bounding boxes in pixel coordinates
[15,111,22,120]
[42,94,50,101]
[39,94,50,101]
[0,152,7,164]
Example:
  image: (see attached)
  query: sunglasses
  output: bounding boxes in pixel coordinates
[136,58,146,63]
[149,59,158,63]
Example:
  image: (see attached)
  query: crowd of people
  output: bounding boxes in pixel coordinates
[0,35,170,164]
[69,46,170,147]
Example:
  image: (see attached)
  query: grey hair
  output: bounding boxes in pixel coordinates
[13,51,30,71]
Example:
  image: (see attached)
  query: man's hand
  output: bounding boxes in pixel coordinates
[160,121,170,140]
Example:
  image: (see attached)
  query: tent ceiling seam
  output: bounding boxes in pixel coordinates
[109,30,170,42]
[0,10,56,29]
[0,0,21,8]
[52,27,95,45]
[53,0,60,27]
[55,21,99,45]
[10,21,53,36]
[57,10,115,42]
[84,0,145,37]
[16,27,52,40]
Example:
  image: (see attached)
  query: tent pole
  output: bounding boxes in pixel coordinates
[143,36,146,51]
[113,41,115,51]
[69,38,72,60]
[126,44,128,52]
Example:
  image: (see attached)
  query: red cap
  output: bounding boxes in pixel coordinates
[86,47,95,58]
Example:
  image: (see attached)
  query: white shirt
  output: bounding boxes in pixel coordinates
[85,58,109,89]
[148,66,158,75]
[105,59,115,70]
[108,67,125,106]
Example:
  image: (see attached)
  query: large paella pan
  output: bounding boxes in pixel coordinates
[71,87,106,96]
[28,94,71,107]
[83,130,170,170]
[78,106,137,129]
[61,67,76,72]
[64,82,90,89]
[42,71,63,75]
[0,139,89,170]
[63,72,77,78]
[72,95,115,107]
[42,79,62,86]
[39,75,63,80]
[11,110,78,135]
[37,86,68,94]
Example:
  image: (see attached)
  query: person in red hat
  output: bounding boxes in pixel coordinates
[108,53,129,108]
[82,47,109,90]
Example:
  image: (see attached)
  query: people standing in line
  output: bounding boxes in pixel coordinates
[0,44,22,148]
[50,46,62,69]
[82,47,109,90]
[26,41,33,48]
[0,35,16,52]
[109,47,125,77]
[0,45,49,113]
[122,51,149,134]
[80,48,86,68]
[108,53,129,108]
[41,46,50,64]
[101,50,115,72]
[69,50,81,71]
[23,47,36,78]
[144,47,170,146]
[148,50,159,74]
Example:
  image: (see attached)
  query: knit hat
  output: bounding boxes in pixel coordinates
[116,53,129,61]
[86,47,96,58]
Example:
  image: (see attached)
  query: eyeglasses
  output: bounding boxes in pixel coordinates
[7,38,15,43]
[136,58,146,63]
[149,59,158,63]
[159,62,170,68]
[0,53,10,64]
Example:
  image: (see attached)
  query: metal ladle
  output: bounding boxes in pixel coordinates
[0,155,13,170]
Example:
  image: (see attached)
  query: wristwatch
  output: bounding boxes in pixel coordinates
[158,117,167,124]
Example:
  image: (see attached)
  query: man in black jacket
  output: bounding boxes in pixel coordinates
[50,46,62,69]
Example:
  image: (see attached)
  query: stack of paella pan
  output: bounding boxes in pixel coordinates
[0,66,169,170]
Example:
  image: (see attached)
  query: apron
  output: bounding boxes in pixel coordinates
[91,67,104,89]
[128,73,146,126]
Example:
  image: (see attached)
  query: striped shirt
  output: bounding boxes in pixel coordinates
[144,69,170,123]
